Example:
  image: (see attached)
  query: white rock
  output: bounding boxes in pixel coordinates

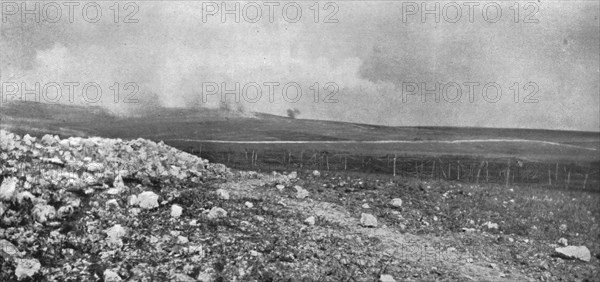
[14,258,41,280]
[0,203,6,217]
[106,188,120,195]
[172,273,196,282]
[276,184,285,191]
[558,238,568,246]
[196,271,212,282]
[360,213,378,227]
[105,199,119,208]
[113,174,127,190]
[105,224,127,240]
[294,185,309,199]
[137,191,159,209]
[127,195,139,206]
[103,269,122,282]
[312,170,321,177]
[215,189,230,200]
[304,216,316,226]
[86,162,104,173]
[171,204,183,218]
[32,203,56,223]
[207,207,227,220]
[0,239,20,259]
[461,228,476,233]
[288,171,297,179]
[559,224,567,232]
[554,246,591,262]
[362,203,370,209]
[0,176,17,201]
[41,134,57,145]
[16,191,36,204]
[177,236,189,244]
[129,208,141,216]
[482,221,499,229]
[244,202,254,208]
[379,274,396,282]
[389,198,403,208]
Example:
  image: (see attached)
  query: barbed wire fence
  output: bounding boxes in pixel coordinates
[188,147,599,191]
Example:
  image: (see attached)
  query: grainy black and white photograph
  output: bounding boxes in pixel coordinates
[0,0,599,281]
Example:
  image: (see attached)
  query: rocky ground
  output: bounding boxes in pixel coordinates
[0,130,598,281]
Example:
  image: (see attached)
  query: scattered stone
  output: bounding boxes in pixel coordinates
[106,188,120,195]
[360,213,378,227]
[312,170,321,177]
[0,239,20,259]
[362,203,370,209]
[32,203,56,223]
[137,191,159,209]
[172,273,196,282]
[558,238,568,246]
[304,216,316,226]
[508,237,514,243]
[196,271,212,282]
[294,185,309,199]
[86,162,104,173]
[177,236,189,244]
[215,189,230,200]
[244,201,254,208]
[461,228,476,233]
[207,207,227,220]
[389,198,403,208]
[276,184,285,191]
[482,221,499,229]
[171,204,183,218]
[379,274,396,282]
[113,173,127,190]
[250,250,260,256]
[255,216,265,222]
[105,224,127,239]
[14,258,41,280]
[0,176,17,201]
[105,199,119,209]
[189,219,198,226]
[559,224,567,233]
[127,195,139,206]
[288,171,297,179]
[16,191,36,204]
[554,246,591,262]
[103,269,122,282]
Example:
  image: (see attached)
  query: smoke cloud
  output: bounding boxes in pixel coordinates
[1,1,598,131]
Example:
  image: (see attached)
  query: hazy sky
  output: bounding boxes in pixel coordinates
[1,1,598,131]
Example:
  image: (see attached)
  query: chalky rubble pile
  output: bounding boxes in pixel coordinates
[0,130,231,280]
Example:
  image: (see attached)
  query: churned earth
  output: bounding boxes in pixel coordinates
[0,130,598,281]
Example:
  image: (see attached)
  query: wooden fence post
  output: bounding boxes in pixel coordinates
[505,159,511,187]
[457,160,461,180]
[431,160,436,179]
[393,154,397,177]
[486,161,489,183]
[326,155,329,171]
[583,174,588,189]
[344,155,347,171]
[566,170,571,189]
[548,169,552,185]
[555,163,559,184]
[476,161,483,184]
